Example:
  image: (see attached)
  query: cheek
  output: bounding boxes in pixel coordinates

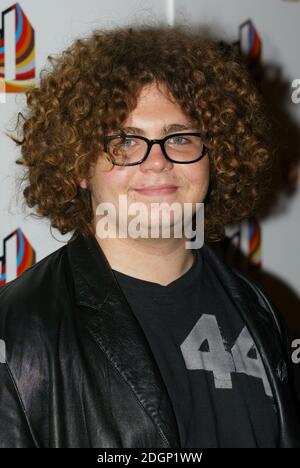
[90,167,135,203]
[182,160,210,193]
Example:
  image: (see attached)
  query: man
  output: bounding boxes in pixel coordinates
[0,24,299,448]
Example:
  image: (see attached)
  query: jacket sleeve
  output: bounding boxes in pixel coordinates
[0,361,37,447]
[271,300,300,412]
[0,281,39,447]
[233,268,300,414]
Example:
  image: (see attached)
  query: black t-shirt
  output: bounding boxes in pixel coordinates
[112,247,279,448]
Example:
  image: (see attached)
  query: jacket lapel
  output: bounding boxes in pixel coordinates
[67,233,181,448]
[202,243,283,372]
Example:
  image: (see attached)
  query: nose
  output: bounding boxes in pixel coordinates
[139,141,173,172]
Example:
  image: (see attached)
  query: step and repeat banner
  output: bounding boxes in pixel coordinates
[0,0,300,331]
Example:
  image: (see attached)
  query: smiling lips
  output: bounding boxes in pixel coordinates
[133,185,179,196]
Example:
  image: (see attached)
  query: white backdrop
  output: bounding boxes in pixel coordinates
[0,1,299,306]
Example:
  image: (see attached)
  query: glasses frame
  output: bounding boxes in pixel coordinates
[103,132,208,166]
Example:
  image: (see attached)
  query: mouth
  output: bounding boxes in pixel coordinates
[132,185,179,196]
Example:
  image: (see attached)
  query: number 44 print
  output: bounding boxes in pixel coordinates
[180,314,272,397]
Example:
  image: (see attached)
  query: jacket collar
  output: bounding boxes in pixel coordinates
[67,233,287,447]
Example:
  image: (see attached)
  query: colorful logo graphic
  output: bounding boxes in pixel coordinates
[238,19,261,62]
[0,228,35,286]
[225,217,262,269]
[0,2,35,93]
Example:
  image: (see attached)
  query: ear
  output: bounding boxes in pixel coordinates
[79,179,88,189]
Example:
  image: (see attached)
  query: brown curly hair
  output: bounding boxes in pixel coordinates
[9,24,274,242]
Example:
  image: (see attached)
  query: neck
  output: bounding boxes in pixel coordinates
[95,235,195,286]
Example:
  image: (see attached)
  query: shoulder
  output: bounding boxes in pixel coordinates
[0,243,69,307]
[231,267,285,336]
[0,244,71,360]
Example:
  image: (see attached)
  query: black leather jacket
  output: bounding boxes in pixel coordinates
[0,233,299,448]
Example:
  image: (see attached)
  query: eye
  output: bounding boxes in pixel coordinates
[167,135,190,145]
[122,137,138,148]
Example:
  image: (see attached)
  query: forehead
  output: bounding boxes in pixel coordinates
[123,82,195,128]
[134,81,180,108]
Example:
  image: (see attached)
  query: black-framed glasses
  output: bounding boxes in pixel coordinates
[103,132,208,166]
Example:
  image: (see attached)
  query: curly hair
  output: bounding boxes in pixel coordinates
[9,24,274,242]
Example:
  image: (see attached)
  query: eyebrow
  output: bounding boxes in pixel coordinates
[120,123,198,135]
